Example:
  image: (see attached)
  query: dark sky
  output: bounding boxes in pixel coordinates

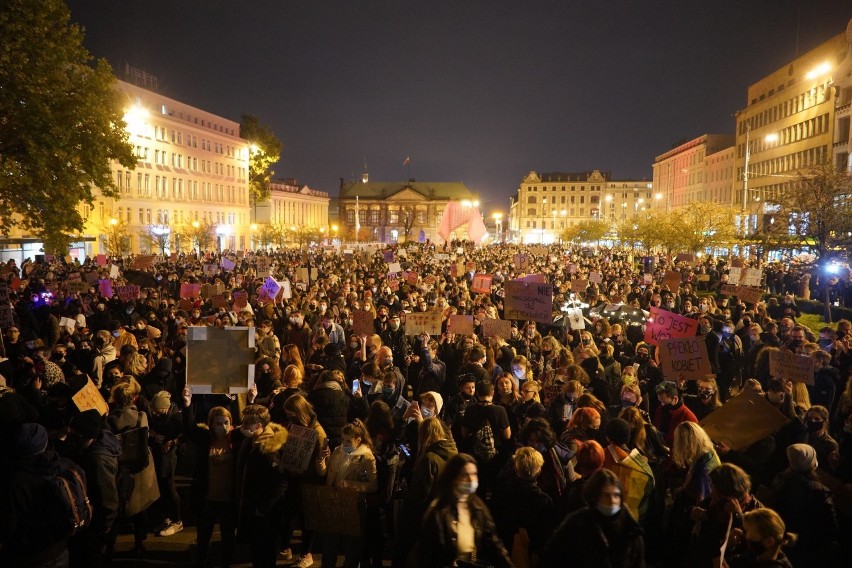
[67,0,852,212]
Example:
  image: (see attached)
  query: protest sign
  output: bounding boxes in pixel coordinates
[186,327,255,394]
[643,273,653,285]
[697,274,710,282]
[98,279,113,298]
[529,246,547,257]
[644,306,698,346]
[471,274,493,294]
[571,279,588,293]
[180,283,201,299]
[131,255,154,270]
[203,263,219,277]
[352,309,375,337]
[280,423,319,474]
[109,265,120,279]
[383,251,395,263]
[566,308,585,330]
[675,253,695,263]
[211,295,229,309]
[504,281,553,324]
[280,280,292,299]
[448,315,474,335]
[728,267,742,285]
[232,290,248,308]
[658,337,712,380]
[737,287,763,305]
[96,254,107,267]
[66,281,88,294]
[72,378,109,416]
[662,271,681,290]
[387,279,399,292]
[201,283,225,299]
[513,254,530,272]
[741,268,762,288]
[261,277,281,300]
[407,272,418,286]
[115,284,140,302]
[541,385,562,407]
[481,318,512,339]
[405,311,443,336]
[769,349,815,385]
[302,485,362,537]
[519,274,547,284]
[67,272,81,282]
[179,299,193,311]
[256,257,271,272]
[700,389,789,451]
[220,257,236,271]
[387,262,401,274]
[589,272,602,284]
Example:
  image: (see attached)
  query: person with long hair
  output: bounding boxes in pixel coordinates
[727,508,797,567]
[364,400,396,568]
[394,418,457,568]
[517,417,573,503]
[539,469,645,567]
[281,344,305,383]
[278,394,328,568]
[320,419,377,568]
[415,453,512,568]
[514,379,546,428]
[683,376,723,421]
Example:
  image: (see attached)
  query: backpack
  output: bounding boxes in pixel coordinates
[472,415,498,464]
[48,458,93,537]
[115,412,149,475]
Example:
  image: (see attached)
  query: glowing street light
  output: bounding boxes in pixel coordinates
[109,218,118,226]
[250,223,258,231]
[192,220,200,229]
[805,62,831,80]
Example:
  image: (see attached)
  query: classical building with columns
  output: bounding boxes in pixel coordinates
[338,176,478,243]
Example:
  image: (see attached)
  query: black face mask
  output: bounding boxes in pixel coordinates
[636,353,649,362]
[806,419,824,432]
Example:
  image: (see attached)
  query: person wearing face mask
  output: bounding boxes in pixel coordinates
[321,419,377,568]
[506,322,531,360]
[91,330,117,389]
[318,313,346,350]
[727,508,796,568]
[379,312,410,370]
[416,453,512,568]
[802,405,838,473]
[110,321,138,353]
[283,309,311,361]
[683,376,724,421]
[547,380,583,436]
[653,380,697,447]
[744,323,766,381]
[808,351,838,411]
[147,390,185,538]
[256,319,282,361]
[413,334,445,396]
[539,469,645,567]
[235,404,290,568]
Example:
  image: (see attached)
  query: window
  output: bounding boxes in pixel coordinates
[346,210,355,223]
[527,208,537,215]
[527,196,537,204]
[416,210,427,224]
[369,210,379,224]
[389,210,399,224]
[359,210,367,225]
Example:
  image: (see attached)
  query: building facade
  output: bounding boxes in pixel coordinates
[832,20,852,174]
[338,178,478,243]
[734,27,850,232]
[651,134,735,211]
[79,79,254,255]
[268,179,330,229]
[508,170,653,243]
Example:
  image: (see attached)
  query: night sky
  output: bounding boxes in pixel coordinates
[66,0,852,212]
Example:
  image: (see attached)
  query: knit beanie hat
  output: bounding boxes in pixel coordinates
[13,423,49,457]
[151,390,172,411]
[787,443,818,472]
[70,409,104,440]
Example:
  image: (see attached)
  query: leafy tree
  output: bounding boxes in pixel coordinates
[99,217,131,258]
[177,219,216,252]
[240,115,283,205]
[289,225,321,248]
[0,0,136,253]
[560,220,609,244]
[616,219,642,250]
[142,225,171,256]
[255,224,280,250]
[676,202,738,254]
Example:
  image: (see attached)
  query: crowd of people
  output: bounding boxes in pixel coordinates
[1,241,851,568]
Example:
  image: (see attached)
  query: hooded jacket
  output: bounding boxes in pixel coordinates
[308,379,350,445]
[326,443,378,493]
[237,422,289,534]
[67,429,122,535]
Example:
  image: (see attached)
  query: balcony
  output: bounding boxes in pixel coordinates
[837,101,851,118]
[834,139,850,151]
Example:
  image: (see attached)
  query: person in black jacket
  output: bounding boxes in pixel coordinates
[236,404,289,568]
[538,468,645,567]
[308,369,351,448]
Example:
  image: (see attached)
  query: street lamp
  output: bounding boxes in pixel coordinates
[109,218,118,226]
[492,213,503,242]
[742,125,780,234]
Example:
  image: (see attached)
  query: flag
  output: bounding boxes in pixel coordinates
[403,156,410,166]
[355,195,360,232]
[467,207,488,242]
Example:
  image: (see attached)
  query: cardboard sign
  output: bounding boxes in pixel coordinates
[519,274,547,284]
[72,377,109,416]
[352,309,375,337]
[644,306,698,346]
[727,267,742,285]
[571,279,588,293]
[220,257,236,271]
[481,318,512,339]
[203,263,219,277]
[567,263,578,274]
[109,264,120,279]
[514,254,530,272]
[256,257,271,272]
[383,251,395,263]
[180,283,201,299]
[280,280,292,299]
[406,272,418,286]
[232,290,248,308]
[387,262,401,274]
[98,279,113,298]
[504,281,554,324]
[387,279,399,292]
[115,284,140,302]
[96,254,107,267]
[280,423,319,474]
[179,298,193,311]
[529,246,547,257]
[697,274,710,282]
[211,295,229,309]
[658,337,712,380]
[741,268,762,288]
[700,389,789,451]
[566,308,585,330]
[730,258,744,268]
[643,273,653,285]
[675,253,695,263]
[186,326,256,394]
[302,485,362,537]
[67,272,81,282]
[201,283,225,299]
[721,284,763,305]
[541,384,562,407]
[589,272,602,284]
[662,271,681,290]
[131,255,154,270]
[769,349,815,385]
[66,281,88,294]
[448,314,474,336]
[471,274,493,294]
[405,311,443,336]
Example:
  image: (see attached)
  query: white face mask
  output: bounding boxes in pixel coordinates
[456,480,478,495]
[513,369,526,379]
[596,503,621,516]
[421,407,434,418]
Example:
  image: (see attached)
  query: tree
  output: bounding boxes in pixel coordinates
[100,218,131,258]
[255,224,280,250]
[289,226,321,248]
[142,225,171,256]
[676,202,738,254]
[766,161,852,321]
[0,0,136,253]
[616,219,642,250]
[240,115,283,205]
[177,219,216,252]
[400,206,416,239]
[560,220,609,244]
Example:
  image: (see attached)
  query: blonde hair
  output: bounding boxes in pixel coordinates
[283,394,316,427]
[791,381,811,411]
[523,380,542,403]
[513,446,544,480]
[110,381,137,408]
[418,417,451,454]
[282,364,303,388]
[241,404,271,428]
[282,344,304,376]
[742,509,797,549]
[207,406,233,429]
[511,355,533,382]
[127,353,148,377]
[619,406,648,454]
[672,422,717,468]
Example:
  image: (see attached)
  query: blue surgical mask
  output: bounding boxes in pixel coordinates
[342,445,355,454]
[421,407,434,418]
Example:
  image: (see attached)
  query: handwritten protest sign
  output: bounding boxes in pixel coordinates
[700,389,789,451]
[482,318,512,339]
[448,315,474,335]
[131,255,154,270]
[513,254,530,272]
[387,262,401,274]
[96,254,107,267]
[519,274,547,284]
[180,283,201,299]
[643,273,653,285]
[98,279,113,298]
[201,283,225,299]
[471,274,492,294]
[728,267,742,285]
[115,284,140,302]
[302,485,362,536]
[697,274,710,282]
[566,308,585,330]
[280,280,292,299]
[383,251,395,263]
[72,378,109,416]
[675,253,695,263]
[405,311,442,336]
[281,423,319,474]
[504,281,553,324]
[211,295,228,309]
[541,384,561,407]
[261,277,281,300]
[232,290,248,308]
[220,257,236,271]
[352,309,375,337]
[203,263,219,277]
[571,279,588,293]
[589,272,602,284]
[769,350,815,385]
[663,271,681,290]
[109,265,120,279]
[721,284,763,305]
[644,306,698,346]
[406,272,418,286]
[741,268,762,288]
[658,337,712,380]
[567,263,578,274]
[66,281,88,294]
[255,257,271,272]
